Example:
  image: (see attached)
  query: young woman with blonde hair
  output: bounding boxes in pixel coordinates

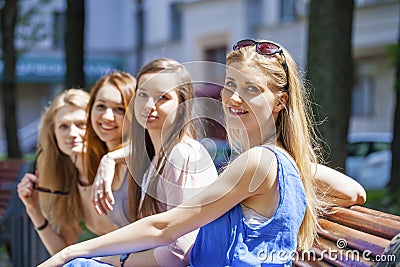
[17,70,136,255]
[40,45,365,266]
[17,89,120,255]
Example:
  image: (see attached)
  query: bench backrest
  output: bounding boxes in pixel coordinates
[0,161,50,267]
[294,206,400,266]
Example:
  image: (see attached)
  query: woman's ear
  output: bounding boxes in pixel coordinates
[274,92,288,112]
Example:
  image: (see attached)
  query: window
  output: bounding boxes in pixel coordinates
[348,141,391,157]
[205,46,227,82]
[280,0,296,22]
[348,142,371,157]
[53,11,65,49]
[351,76,374,116]
[200,46,228,140]
[170,3,182,40]
[355,0,389,7]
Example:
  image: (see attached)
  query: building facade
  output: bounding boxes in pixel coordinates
[0,0,398,154]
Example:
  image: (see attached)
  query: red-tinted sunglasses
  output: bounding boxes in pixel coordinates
[233,39,289,91]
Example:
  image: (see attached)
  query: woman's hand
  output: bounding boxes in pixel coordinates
[91,154,116,215]
[37,249,69,267]
[17,173,40,213]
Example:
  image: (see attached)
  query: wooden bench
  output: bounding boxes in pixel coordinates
[0,159,24,223]
[0,160,49,267]
[1,159,399,266]
[294,205,400,266]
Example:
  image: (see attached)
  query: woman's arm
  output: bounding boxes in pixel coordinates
[313,163,367,207]
[17,173,79,255]
[91,145,129,214]
[93,140,216,267]
[38,147,277,267]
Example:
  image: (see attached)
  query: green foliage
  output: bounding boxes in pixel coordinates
[78,221,98,242]
[364,189,400,216]
[15,0,53,54]
[23,152,36,161]
[387,44,400,66]
[387,44,400,93]
[0,244,11,267]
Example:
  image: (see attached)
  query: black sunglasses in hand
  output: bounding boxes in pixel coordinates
[31,149,71,196]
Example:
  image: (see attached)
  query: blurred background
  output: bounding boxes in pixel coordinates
[0,0,399,265]
[1,0,399,206]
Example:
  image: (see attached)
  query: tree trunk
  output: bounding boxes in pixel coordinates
[307,0,354,169]
[65,0,85,89]
[389,17,400,193]
[136,0,144,72]
[1,0,21,158]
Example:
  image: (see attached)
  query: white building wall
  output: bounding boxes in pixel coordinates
[145,0,174,45]
[86,0,136,53]
[259,0,281,26]
[1,0,399,155]
[257,20,309,68]
[183,0,244,61]
[353,2,399,53]
[349,58,396,133]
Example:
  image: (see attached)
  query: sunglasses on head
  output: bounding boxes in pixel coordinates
[233,39,289,91]
[32,149,71,196]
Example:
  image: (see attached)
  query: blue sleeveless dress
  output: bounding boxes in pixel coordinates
[190,146,306,266]
[63,258,112,267]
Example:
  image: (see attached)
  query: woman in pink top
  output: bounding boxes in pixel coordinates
[43,58,366,267]
[90,57,219,266]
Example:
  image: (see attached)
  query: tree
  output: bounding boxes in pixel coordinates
[0,0,51,158]
[0,0,21,158]
[388,18,400,193]
[65,0,85,89]
[307,0,354,170]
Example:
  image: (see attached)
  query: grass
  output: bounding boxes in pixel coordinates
[0,153,36,162]
[364,189,400,216]
[0,244,11,267]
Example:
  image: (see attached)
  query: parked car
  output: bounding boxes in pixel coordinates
[346,132,392,189]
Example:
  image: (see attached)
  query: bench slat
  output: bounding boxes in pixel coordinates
[324,207,400,240]
[294,258,334,267]
[318,219,390,256]
[313,237,374,266]
[350,205,400,223]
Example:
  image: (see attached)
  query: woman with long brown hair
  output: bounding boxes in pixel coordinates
[84,71,136,227]
[90,58,219,266]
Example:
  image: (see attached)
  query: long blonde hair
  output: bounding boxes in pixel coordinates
[226,41,323,250]
[37,88,89,236]
[84,71,136,184]
[128,58,196,221]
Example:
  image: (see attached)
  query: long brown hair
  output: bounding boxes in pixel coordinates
[128,58,196,221]
[84,71,136,184]
[226,41,324,251]
[37,88,89,236]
